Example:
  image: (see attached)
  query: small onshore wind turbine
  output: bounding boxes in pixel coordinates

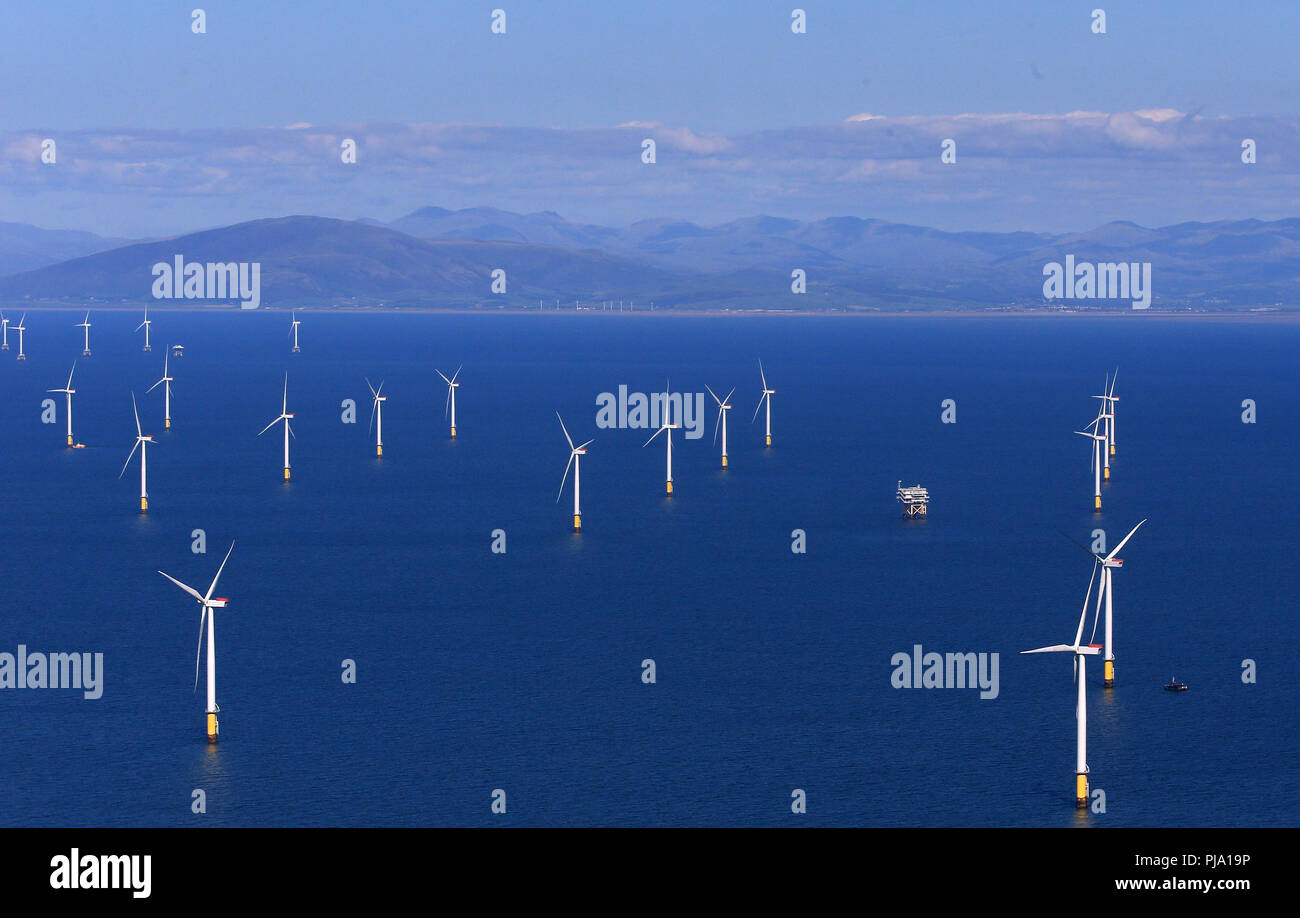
[644,384,679,496]
[77,312,92,356]
[14,314,27,360]
[291,312,301,353]
[753,360,775,447]
[119,393,154,512]
[1022,565,1104,808]
[556,412,593,531]
[1075,426,1106,511]
[159,541,235,743]
[47,362,77,447]
[706,384,734,469]
[137,307,152,352]
[367,378,386,456]
[437,367,461,438]
[257,374,295,480]
[147,353,175,429]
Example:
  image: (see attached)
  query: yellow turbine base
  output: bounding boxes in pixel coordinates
[377,444,383,456]
[140,496,148,512]
[66,435,73,446]
[1076,773,1089,808]
[721,455,728,468]
[165,419,171,429]
[665,480,673,495]
[1104,660,1114,688]
[1110,444,1115,456]
[284,467,291,481]
[573,514,582,532]
[1094,495,1102,511]
[450,426,457,438]
[207,713,219,742]
[765,434,772,447]
[1104,467,1110,480]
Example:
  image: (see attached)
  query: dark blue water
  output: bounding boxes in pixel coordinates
[0,311,1295,827]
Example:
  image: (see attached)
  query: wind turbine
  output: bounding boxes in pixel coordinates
[47,362,77,447]
[706,385,734,469]
[290,312,301,353]
[1075,426,1106,512]
[1,312,8,351]
[1061,519,1147,688]
[119,393,154,512]
[556,412,593,531]
[146,353,174,429]
[752,360,775,447]
[257,374,295,480]
[13,314,26,360]
[1022,564,1104,808]
[643,383,679,496]
[158,541,235,743]
[76,312,92,356]
[367,378,386,456]
[437,366,461,438]
[137,307,152,352]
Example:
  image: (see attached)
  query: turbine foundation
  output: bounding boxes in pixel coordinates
[165,419,171,430]
[283,467,291,481]
[573,514,582,532]
[207,713,219,743]
[1104,660,1114,688]
[1094,495,1102,511]
[143,345,151,352]
[721,455,728,469]
[292,346,301,354]
[1076,773,1089,808]
[665,480,673,496]
[66,434,73,447]
[1104,467,1110,480]
[765,434,771,447]
[1110,443,1116,456]
[450,426,457,439]
[140,496,148,512]
[17,354,25,361]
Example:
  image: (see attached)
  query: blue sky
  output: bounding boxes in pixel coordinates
[1,1,1297,236]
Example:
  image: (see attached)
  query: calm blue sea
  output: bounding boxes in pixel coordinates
[0,310,1296,827]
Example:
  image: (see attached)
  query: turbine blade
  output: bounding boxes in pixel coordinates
[194,606,206,692]
[256,417,279,437]
[713,405,722,445]
[451,365,462,383]
[436,369,452,386]
[1021,644,1076,654]
[576,439,594,451]
[557,452,575,502]
[643,425,666,447]
[758,359,767,390]
[119,439,141,478]
[159,570,205,603]
[204,542,235,603]
[1105,519,1147,561]
[751,393,766,424]
[1056,529,1103,562]
[132,393,142,438]
[282,374,288,415]
[1074,560,1099,647]
[705,384,721,407]
[556,412,574,450]
[66,362,76,389]
[366,377,377,399]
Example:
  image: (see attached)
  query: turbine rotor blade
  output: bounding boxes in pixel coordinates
[119,439,141,478]
[194,606,206,693]
[556,412,574,451]
[204,542,236,603]
[557,452,575,502]
[1105,519,1147,561]
[158,570,205,603]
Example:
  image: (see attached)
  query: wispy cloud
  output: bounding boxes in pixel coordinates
[1,111,1296,237]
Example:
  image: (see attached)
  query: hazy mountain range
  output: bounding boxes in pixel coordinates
[1,208,1297,311]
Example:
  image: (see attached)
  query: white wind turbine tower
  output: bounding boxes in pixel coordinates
[146,353,175,429]
[1022,564,1104,808]
[1075,425,1106,512]
[706,384,734,469]
[367,378,386,456]
[47,362,77,447]
[13,314,27,360]
[137,307,153,352]
[257,374,295,480]
[119,393,154,512]
[556,412,593,532]
[1062,519,1146,689]
[1093,370,1119,456]
[290,312,301,353]
[76,311,92,356]
[753,360,775,447]
[1,312,8,351]
[643,383,679,496]
[437,366,461,438]
[159,541,235,743]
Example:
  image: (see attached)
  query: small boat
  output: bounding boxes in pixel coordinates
[1164,678,1188,692]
